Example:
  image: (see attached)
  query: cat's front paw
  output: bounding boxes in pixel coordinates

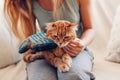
[63,59,72,67]
[58,63,70,72]
[23,50,40,63]
[23,54,37,62]
[62,54,72,67]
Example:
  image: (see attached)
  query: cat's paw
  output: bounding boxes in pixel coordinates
[62,58,72,67]
[62,54,72,67]
[23,54,39,63]
[58,63,70,72]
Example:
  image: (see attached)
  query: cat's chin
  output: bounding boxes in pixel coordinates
[59,45,65,48]
[58,43,69,48]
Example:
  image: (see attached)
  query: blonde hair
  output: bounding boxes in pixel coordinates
[4,0,77,41]
[53,0,77,21]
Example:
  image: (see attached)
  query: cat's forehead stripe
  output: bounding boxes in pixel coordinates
[58,23,67,36]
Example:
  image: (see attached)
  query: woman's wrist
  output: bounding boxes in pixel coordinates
[75,38,86,48]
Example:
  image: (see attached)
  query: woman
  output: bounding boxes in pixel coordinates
[4,0,95,80]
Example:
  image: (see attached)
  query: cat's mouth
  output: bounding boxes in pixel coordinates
[57,42,69,48]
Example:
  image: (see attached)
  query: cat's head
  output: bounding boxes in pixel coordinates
[46,20,78,47]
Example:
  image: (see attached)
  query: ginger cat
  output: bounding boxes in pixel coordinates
[23,20,78,72]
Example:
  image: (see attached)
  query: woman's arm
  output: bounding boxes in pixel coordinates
[77,0,95,47]
[63,0,95,57]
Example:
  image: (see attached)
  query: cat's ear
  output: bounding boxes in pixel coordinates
[70,23,78,31]
[45,23,53,30]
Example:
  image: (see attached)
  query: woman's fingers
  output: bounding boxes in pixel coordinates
[70,39,85,48]
[67,44,81,52]
[63,47,75,54]
[67,43,78,49]
[63,47,75,56]
[62,39,86,57]
[63,46,81,57]
[70,41,80,47]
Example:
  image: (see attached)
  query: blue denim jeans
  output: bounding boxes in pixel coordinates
[26,48,95,80]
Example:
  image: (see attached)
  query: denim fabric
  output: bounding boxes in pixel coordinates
[26,49,95,80]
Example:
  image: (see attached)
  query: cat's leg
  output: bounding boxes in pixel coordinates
[57,49,95,80]
[62,54,72,67]
[23,50,44,62]
[44,52,69,72]
[28,52,44,61]
[23,49,34,62]
[44,52,62,67]
[54,57,70,72]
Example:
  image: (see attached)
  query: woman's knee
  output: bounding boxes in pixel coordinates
[57,68,94,80]
[26,60,57,80]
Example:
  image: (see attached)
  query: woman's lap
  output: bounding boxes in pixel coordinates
[26,49,95,80]
[26,60,57,80]
[57,49,95,80]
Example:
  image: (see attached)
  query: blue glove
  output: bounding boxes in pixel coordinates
[18,32,57,54]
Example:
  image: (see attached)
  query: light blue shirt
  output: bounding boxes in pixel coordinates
[32,0,83,38]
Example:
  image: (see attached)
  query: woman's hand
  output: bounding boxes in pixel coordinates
[63,38,85,57]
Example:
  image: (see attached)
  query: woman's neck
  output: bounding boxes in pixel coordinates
[36,0,54,11]
[36,0,64,11]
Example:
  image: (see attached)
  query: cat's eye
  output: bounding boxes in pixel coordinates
[53,35,58,38]
[64,36,70,39]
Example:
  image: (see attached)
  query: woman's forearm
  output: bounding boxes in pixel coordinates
[80,28,95,47]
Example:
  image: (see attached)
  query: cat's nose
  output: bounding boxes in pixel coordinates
[59,43,62,45]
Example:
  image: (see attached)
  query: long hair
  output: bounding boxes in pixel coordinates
[4,0,77,41]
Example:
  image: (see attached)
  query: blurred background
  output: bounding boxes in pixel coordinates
[0,0,120,80]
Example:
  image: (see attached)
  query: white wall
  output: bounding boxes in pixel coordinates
[0,0,21,68]
[90,0,120,52]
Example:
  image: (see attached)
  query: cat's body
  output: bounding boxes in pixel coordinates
[41,47,72,72]
[24,20,78,72]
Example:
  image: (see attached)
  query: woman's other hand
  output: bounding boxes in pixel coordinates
[63,38,85,57]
